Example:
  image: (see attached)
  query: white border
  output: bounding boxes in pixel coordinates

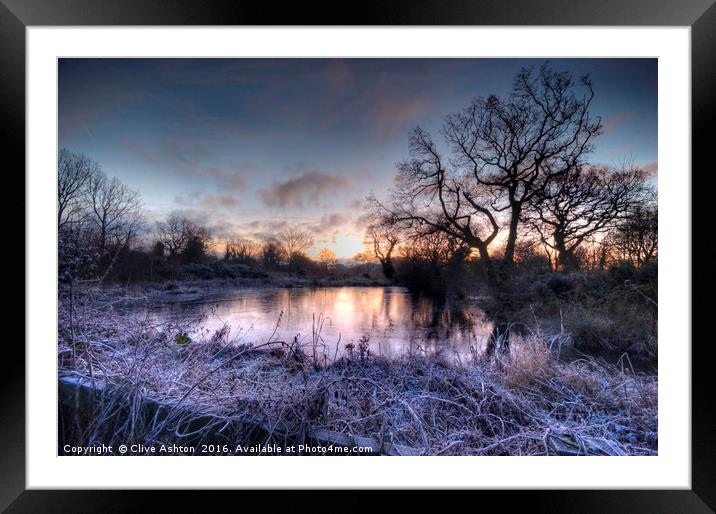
[27,27,691,489]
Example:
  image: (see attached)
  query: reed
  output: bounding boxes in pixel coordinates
[58,288,657,456]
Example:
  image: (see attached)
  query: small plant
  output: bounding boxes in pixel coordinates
[345,335,371,362]
[344,341,355,358]
[357,335,371,361]
[210,324,230,344]
[175,332,191,346]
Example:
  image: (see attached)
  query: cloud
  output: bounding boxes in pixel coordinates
[202,194,241,208]
[238,219,293,241]
[173,191,201,205]
[308,213,352,243]
[205,167,249,192]
[258,171,349,208]
[205,210,362,244]
[125,140,254,192]
[173,190,242,213]
[318,212,350,226]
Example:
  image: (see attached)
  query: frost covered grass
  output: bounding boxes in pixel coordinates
[58,288,657,456]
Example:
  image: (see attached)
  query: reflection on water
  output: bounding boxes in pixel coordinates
[139,287,494,360]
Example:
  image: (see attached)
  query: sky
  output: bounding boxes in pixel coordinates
[58,58,658,258]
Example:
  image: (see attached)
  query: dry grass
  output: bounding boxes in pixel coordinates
[58,288,658,456]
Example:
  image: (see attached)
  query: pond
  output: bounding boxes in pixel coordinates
[135,286,495,361]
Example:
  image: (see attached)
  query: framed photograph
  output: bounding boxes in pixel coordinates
[6,0,713,509]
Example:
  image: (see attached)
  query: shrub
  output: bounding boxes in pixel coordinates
[564,302,657,358]
[183,263,216,280]
[546,274,574,297]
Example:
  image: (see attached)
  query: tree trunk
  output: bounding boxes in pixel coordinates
[99,227,106,257]
[555,236,579,271]
[503,202,522,265]
[380,257,396,280]
[476,243,500,288]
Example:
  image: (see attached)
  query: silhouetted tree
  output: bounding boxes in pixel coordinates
[152,241,166,258]
[278,227,313,269]
[398,231,471,294]
[443,63,602,265]
[512,237,551,270]
[225,238,258,263]
[400,231,468,267]
[58,150,145,282]
[365,223,399,279]
[523,166,651,271]
[57,149,99,230]
[260,238,284,269]
[156,215,210,262]
[371,128,501,285]
[86,170,143,257]
[182,234,209,263]
[609,200,658,267]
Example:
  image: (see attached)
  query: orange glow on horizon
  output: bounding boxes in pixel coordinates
[307,234,365,260]
[211,233,367,260]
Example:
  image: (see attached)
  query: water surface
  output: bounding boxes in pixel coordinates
[138,286,494,360]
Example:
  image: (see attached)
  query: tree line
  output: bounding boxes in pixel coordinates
[58,63,656,289]
[366,63,657,287]
[57,154,339,283]
[58,149,143,283]
[223,227,339,271]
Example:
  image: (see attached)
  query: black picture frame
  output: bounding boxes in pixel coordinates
[3,0,713,510]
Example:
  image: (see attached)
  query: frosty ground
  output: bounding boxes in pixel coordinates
[58,288,657,456]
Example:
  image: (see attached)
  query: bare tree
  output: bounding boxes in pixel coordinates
[523,166,651,271]
[157,215,192,257]
[365,222,399,280]
[609,201,658,267]
[225,238,258,263]
[443,63,602,265]
[156,215,208,259]
[86,170,142,257]
[371,128,501,285]
[401,230,470,267]
[278,227,313,267]
[260,237,284,269]
[58,151,144,282]
[57,149,99,229]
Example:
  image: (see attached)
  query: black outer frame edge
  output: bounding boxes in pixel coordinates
[691,1,716,510]
[0,1,27,513]
[3,0,714,511]
[0,0,714,26]
[2,490,716,513]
